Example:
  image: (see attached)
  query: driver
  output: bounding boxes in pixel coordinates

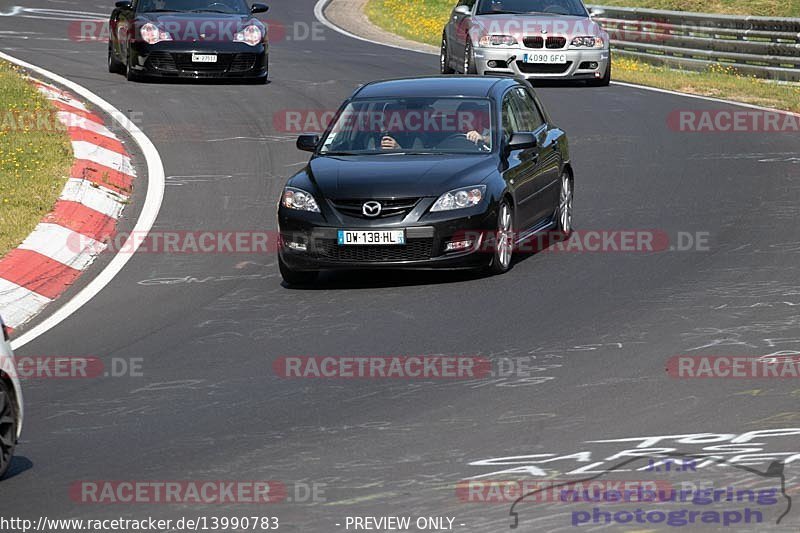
[457,102,491,147]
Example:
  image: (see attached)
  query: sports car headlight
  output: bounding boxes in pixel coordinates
[431,185,486,212]
[282,187,320,212]
[478,35,517,47]
[234,25,263,46]
[570,36,604,48]
[140,23,172,44]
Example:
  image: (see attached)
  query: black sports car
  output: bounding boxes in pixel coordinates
[108,0,269,82]
[277,76,574,285]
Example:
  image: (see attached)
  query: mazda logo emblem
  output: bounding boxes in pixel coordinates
[362,201,382,217]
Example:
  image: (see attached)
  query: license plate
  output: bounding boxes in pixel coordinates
[523,53,567,64]
[337,230,406,245]
[191,53,217,63]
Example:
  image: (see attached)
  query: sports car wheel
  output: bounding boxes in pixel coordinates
[0,380,17,479]
[107,43,123,74]
[279,256,318,286]
[463,41,477,74]
[440,36,454,74]
[489,199,514,274]
[589,59,611,87]
[125,49,139,82]
[556,171,573,236]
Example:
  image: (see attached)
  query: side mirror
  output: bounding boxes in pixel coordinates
[115,1,133,9]
[297,134,320,152]
[588,7,604,17]
[251,3,269,14]
[506,132,537,152]
[454,5,471,16]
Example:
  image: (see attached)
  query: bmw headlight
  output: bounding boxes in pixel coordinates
[570,36,604,48]
[431,185,486,212]
[282,187,320,212]
[478,35,518,47]
[234,25,263,46]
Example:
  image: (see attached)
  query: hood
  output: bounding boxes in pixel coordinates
[306,155,496,199]
[137,13,263,42]
[472,14,603,38]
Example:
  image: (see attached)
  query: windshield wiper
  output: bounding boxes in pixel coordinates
[142,9,181,12]
[190,9,233,13]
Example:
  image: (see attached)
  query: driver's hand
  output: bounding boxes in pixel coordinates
[466,130,485,144]
[381,136,400,150]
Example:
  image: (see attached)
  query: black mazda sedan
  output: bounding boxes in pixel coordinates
[277,76,574,285]
[108,0,269,82]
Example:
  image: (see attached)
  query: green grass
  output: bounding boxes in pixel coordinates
[0,61,72,257]
[364,0,800,112]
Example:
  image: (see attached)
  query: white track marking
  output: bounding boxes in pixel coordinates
[0,51,165,350]
[59,178,127,219]
[0,279,52,328]
[18,223,105,270]
[71,140,136,175]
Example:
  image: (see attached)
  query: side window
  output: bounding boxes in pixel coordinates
[501,95,520,143]
[458,0,476,7]
[510,87,544,132]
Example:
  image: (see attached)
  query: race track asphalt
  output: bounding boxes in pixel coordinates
[1,1,799,530]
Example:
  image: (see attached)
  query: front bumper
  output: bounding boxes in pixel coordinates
[473,46,608,80]
[130,41,268,79]
[278,203,497,271]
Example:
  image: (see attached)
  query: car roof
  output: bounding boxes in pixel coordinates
[352,76,521,99]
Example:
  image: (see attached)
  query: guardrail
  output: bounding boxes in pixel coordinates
[587,5,800,82]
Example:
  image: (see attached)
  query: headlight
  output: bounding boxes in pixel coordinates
[140,22,172,45]
[478,35,517,47]
[282,187,320,212]
[570,36,604,48]
[431,185,486,212]
[234,25,263,46]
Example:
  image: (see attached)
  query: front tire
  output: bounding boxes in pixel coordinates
[440,36,455,74]
[589,58,611,87]
[125,48,139,82]
[108,43,123,74]
[489,199,514,275]
[279,255,317,286]
[555,171,573,236]
[463,41,477,74]
[0,380,17,479]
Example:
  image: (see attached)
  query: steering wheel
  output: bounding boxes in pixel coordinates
[437,133,489,152]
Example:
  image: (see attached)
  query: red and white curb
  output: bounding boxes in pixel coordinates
[0,79,134,333]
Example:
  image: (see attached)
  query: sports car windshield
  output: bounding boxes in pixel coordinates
[137,0,251,14]
[476,0,587,16]
[319,97,493,155]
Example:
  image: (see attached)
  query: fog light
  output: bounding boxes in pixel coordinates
[445,240,474,252]
[589,62,598,69]
[286,241,307,251]
[487,60,497,68]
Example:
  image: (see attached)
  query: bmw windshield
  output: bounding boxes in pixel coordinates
[476,0,588,16]
[319,97,494,155]
[137,0,251,14]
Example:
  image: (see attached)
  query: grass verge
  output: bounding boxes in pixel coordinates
[0,61,72,258]
[364,0,800,113]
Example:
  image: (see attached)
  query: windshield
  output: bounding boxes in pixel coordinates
[476,0,587,16]
[137,0,251,14]
[319,97,493,155]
